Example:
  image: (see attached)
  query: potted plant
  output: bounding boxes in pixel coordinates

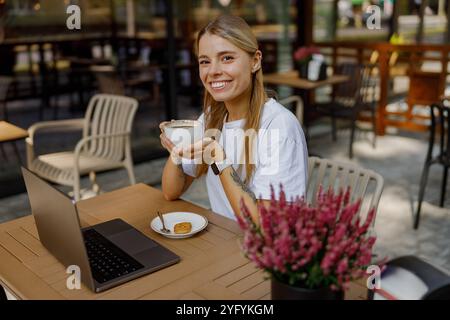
[237,185,379,300]
[293,46,320,79]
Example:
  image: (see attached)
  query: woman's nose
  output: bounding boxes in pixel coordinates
[208,61,222,76]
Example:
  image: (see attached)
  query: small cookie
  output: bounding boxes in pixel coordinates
[174,222,192,234]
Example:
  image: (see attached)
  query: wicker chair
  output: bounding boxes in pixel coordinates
[26,94,138,201]
[307,156,384,223]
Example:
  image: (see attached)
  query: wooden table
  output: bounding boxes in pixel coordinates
[264,71,349,128]
[264,71,349,90]
[0,121,28,162]
[264,71,349,143]
[0,184,368,300]
[0,121,28,143]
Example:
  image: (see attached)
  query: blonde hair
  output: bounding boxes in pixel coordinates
[194,15,267,184]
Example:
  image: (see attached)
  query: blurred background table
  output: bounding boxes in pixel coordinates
[0,121,28,163]
[264,71,349,90]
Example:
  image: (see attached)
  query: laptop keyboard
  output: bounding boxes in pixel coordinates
[83,229,144,284]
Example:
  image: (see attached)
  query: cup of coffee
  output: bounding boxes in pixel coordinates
[162,120,203,147]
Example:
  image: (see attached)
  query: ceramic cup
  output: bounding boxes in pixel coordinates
[162,120,203,148]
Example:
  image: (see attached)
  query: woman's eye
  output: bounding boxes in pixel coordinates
[222,56,234,62]
[199,60,209,65]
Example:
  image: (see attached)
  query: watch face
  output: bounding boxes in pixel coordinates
[211,163,220,175]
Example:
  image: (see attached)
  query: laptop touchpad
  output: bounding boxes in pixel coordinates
[109,229,158,255]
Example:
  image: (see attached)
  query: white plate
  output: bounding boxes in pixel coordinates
[150,212,208,239]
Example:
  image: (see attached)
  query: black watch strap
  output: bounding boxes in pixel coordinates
[211,162,220,175]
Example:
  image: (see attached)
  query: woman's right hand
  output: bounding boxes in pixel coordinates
[159,120,214,164]
[159,121,175,153]
[160,120,188,165]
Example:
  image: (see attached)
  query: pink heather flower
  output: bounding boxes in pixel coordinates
[294,46,320,63]
[332,223,347,243]
[238,184,381,291]
[336,257,349,274]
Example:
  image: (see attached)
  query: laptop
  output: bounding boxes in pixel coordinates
[21,167,180,293]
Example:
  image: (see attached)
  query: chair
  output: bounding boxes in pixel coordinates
[405,70,445,130]
[369,255,450,300]
[311,63,376,158]
[279,95,304,126]
[307,156,384,222]
[26,94,138,201]
[415,101,450,229]
[359,63,378,149]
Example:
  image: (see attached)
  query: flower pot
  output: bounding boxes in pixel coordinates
[297,63,309,79]
[318,63,328,81]
[297,61,327,81]
[271,277,343,300]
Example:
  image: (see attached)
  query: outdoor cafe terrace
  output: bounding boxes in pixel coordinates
[1,0,450,301]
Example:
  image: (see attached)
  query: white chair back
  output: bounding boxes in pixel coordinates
[82,94,138,162]
[307,156,384,223]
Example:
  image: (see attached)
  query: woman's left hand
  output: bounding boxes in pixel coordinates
[204,138,226,163]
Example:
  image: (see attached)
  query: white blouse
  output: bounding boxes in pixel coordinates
[181,98,308,220]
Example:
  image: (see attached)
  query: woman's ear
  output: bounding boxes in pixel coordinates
[252,50,262,73]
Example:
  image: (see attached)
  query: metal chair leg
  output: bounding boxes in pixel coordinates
[440,166,448,207]
[52,96,59,120]
[371,107,377,148]
[0,143,7,161]
[349,120,356,159]
[73,175,81,202]
[415,162,432,229]
[39,99,45,121]
[89,171,100,195]
[331,116,337,141]
[12,141,22,164]
[1,101,8,121]
[125,163,136,185]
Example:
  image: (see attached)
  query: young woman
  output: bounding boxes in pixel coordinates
[159,15,308,225]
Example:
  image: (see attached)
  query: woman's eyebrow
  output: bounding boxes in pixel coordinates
[217,50,237,56]
[198,51,237,60]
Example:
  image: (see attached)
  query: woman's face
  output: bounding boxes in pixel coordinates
[198,33,260,105]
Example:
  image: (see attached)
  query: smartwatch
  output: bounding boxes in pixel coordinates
[211,161,231,175]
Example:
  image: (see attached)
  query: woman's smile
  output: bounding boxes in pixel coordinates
[210,80,232,91]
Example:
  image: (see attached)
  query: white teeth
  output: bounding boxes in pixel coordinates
[211,81,229,89]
